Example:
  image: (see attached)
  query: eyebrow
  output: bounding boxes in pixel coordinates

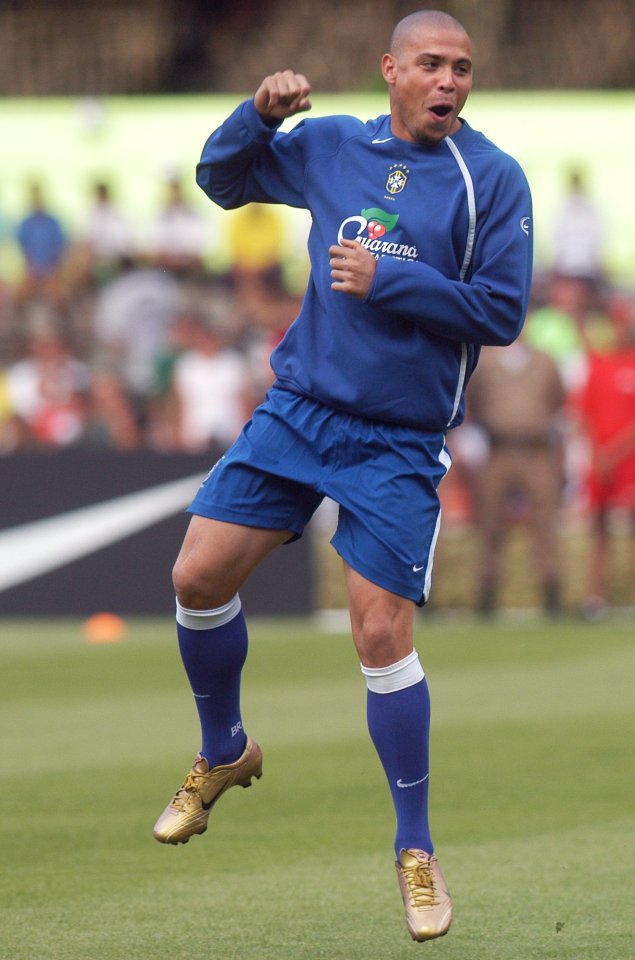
[416,52,472,68]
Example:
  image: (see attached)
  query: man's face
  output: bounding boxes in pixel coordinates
[382,24,473,144]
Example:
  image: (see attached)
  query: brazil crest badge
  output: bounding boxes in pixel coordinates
[386,164,409,195]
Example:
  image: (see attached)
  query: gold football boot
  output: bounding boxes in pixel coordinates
[153,736,263,844]
[395,848,453,941]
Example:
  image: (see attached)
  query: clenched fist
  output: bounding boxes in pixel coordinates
[254,71,312,123]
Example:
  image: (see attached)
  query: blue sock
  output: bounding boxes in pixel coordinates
[176,596,248,767]
[363,652,433,858]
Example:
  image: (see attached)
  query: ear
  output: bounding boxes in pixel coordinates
[381,53,397,85]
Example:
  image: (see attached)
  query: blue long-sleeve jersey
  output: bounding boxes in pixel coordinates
[196,99,533,431]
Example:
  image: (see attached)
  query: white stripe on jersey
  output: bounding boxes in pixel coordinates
[444,137,477,427]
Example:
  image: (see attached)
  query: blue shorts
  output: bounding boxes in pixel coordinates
[188,387,451,604]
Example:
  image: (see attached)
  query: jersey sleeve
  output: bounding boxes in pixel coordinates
[365,157,533,347]
[196,99,309,210]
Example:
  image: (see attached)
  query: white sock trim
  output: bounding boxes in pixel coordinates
[361,649,425,694]
[176,594,242,630]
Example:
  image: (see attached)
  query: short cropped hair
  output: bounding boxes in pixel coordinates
[389,10,469,56]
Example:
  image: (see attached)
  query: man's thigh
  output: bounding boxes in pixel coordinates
[173,516,293,608]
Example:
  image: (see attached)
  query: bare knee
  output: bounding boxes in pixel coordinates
[172,554,234,611]
[172,515,291,611]
[171,516,250,610]
[353,609,413,668]
[345,563,415,667]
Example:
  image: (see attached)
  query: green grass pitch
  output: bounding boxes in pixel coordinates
[0,615,633,959]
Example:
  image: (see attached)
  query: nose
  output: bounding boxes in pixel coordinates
[437,66,455,90]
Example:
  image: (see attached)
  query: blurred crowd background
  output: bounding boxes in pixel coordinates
[1,0,634,616]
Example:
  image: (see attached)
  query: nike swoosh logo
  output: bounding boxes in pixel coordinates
[396,774,429,789]
[412,564,425,573]
[372,137,393,144]
[0,474,200,592]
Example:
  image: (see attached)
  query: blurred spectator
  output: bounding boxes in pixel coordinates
[146,176,209,277]
[0,203,15,339]
[0,195,14,274]
[0,368,15,451]
[524,273,614,391]
[85,367,142,450]
[91,258,183,420]
[0,204,12,244]
[169,315,252,452]
[4,322,89,448]
[82,180,135,282]
[575,294,635,618]
[466,338,567,616]
[0,278,14,350]
[234,267,300,400]
[227,203,286,277]
[551,167,605,283]
[15,182,67,305]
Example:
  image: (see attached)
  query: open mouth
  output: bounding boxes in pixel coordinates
[429,105,452,118]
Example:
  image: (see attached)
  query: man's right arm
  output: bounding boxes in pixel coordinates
[196,72,312,211]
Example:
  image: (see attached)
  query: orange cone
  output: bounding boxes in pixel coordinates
[82,612,127,644]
